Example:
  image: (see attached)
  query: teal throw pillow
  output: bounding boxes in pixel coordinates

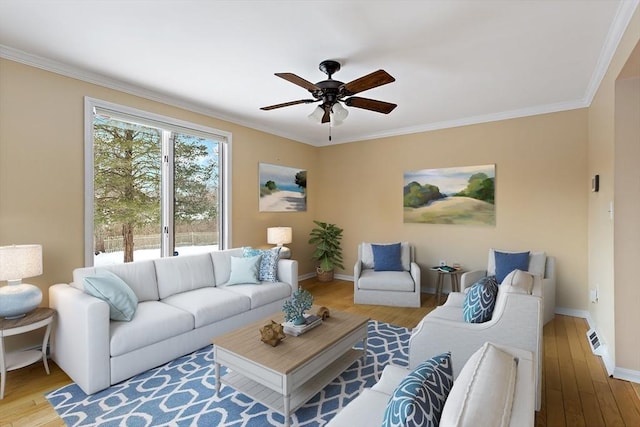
[372,243,403,271]
[242,247,281,282]
[494,251,529,283]
[463,276,499,323]
[226,255,261,285]
[83,270,138,321]
[382,352,453,427]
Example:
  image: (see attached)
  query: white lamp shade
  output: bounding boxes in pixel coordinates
[308,106,325,122]
[332,102,349,120]
[0,244,43,281]
[267,227,292,245]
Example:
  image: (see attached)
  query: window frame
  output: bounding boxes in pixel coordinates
[83,97,232,266]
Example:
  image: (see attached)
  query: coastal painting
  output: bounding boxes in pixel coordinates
[259,163,307,212]
[403,164,495,225]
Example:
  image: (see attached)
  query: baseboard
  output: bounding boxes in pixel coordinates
[613,367,640,384]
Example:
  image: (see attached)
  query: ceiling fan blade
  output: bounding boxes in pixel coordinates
[341,70,395,95]
[321,106,331,123]
[260,99,316,110]
[275,73,321,92]
[344,97,397,114]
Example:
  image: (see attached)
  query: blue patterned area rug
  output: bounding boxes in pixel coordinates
[46,320,410,426]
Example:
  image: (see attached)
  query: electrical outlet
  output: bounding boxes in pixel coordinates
[439,260,446,266]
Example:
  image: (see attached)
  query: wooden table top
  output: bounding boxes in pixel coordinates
[212,307,369,374]
[0,307,55,331]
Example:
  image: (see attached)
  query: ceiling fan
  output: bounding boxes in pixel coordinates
[260,60,397,126]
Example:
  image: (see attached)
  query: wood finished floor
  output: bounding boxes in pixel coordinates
[1,278,638,426]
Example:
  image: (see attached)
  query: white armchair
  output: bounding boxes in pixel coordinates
[353,242,421,307]
[461,249,556,325]
[408,275,543,410]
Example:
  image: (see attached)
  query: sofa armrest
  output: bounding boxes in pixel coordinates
[409,261,421,292]
[277,259,298,292]
[49,283,111,394]
[460,269,487,291]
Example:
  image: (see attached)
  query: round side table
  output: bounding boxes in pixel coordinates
[434,269,464,305]
[0,307,55,399]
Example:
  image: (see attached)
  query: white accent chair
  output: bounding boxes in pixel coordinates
[460,249,556,325]
[408,270,543,410]
[353,242,421,307]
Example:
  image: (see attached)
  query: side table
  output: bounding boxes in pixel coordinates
[0,307,55,399]
[434,269,464,305]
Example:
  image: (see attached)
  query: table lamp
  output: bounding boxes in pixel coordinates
[267,227,292,259]
[0,244,43,319]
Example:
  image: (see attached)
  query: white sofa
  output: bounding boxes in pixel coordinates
[353,242,421,307]
[48,248,298,395]
[327,343,535,427]
[408,271,543,410]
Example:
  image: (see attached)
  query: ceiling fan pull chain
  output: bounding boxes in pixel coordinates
[329,126,332,142]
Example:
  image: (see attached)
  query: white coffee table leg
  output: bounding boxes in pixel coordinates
[362,335,368,360]
[284,394,291,427]
[215,362,220,395]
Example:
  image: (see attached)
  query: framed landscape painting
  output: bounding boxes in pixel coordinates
[259,163,307,212]
[403,164,495,225]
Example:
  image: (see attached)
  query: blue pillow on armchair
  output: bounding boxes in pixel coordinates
[372,243,404,271]
[494,251,529,283]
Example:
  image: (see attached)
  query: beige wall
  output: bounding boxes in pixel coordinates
[588,5,640,374]
[316,111,589,310]
[0,58,318,307]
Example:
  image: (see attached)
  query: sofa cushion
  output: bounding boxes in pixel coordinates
[226,255,261,285]
[161,287,251,328]
[73,260,159,302]
[110,300,194,356]
[327,389,394,427]
[210,248,244,285]
[220,281,293,310]
[372,243,404,272]
[83,270,138,321]
[382,352,453,427]
[154,253,216,299]
[494,251,530,283]
[361,242,410,271]
[243,246,281,282]
[501,269,534,294]
[440,342,517,427]
[463,276,498,323]
[357,269,415,292]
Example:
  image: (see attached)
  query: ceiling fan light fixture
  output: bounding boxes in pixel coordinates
[332,102,349,121]
[307,105,324,122]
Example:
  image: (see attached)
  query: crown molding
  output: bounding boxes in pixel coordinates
[583,0,640,105]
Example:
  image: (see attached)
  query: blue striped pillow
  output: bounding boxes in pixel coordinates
[463,276,499,323]
[382,352,453,427]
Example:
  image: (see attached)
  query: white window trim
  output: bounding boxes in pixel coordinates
[83,96,232,266]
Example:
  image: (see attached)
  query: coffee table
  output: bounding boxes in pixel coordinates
[212,308,369,427]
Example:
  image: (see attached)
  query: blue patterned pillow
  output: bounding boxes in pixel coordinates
[382,352,453,427]
[463,276,499,323]
[242,247,281,282]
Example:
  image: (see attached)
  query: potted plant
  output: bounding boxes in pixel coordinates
[308,220,344,282]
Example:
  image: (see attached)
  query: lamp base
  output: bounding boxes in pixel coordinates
[0,282,42,319]
[278,246,291,259]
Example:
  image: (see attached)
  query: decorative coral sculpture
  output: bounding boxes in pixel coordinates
[260,320,286,347]
[283,288,314,325]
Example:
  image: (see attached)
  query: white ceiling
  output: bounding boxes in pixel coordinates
[0,1,638,147]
